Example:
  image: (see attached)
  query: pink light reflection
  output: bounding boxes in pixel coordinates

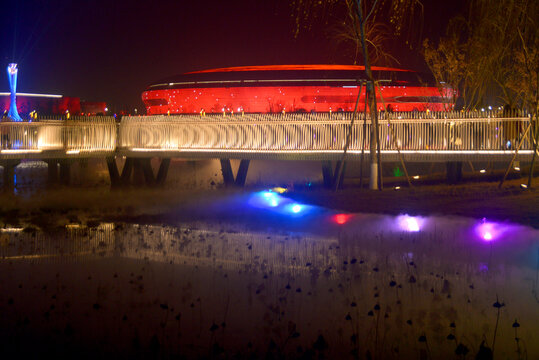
[333,213,353,225]
[475,219,503,242]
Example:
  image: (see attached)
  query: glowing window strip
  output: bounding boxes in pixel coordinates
[0,92,63,98]
[151,79,361,88]
[150,78,394,88]
[185,64,413,74]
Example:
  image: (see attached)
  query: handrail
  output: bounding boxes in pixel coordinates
[0,113,533,154]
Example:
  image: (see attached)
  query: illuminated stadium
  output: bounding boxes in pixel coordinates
[142,65,452,115]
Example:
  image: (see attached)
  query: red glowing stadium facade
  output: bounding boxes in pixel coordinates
[142,65,452,115]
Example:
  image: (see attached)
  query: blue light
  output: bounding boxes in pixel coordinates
[7,64,22,122]
[261,191,279,207]
[248,190,314,218]
[249,190,282,209]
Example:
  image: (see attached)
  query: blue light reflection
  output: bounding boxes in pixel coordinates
[248,190,313,217]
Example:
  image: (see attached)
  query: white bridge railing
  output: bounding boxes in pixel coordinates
[0,116,117,153]
[119,113,534,153]
[0,113,535,158]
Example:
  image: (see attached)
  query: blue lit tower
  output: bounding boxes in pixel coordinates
[7,63,23,121]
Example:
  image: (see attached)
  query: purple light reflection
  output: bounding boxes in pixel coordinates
[474,219,503,242]
[397,215,422,232]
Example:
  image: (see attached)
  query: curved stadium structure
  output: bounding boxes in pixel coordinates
[142,65,451,115]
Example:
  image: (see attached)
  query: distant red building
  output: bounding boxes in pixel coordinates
[80,101,107,115]
[1,92,107,117]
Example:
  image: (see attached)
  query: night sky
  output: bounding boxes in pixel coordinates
[1,0,464,113]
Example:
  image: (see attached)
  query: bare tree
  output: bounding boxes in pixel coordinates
[423,0,537,111]
[292,0,423,190]
[423,0,538,186]
[333,16,398,66]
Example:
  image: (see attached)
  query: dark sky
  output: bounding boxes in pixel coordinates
[0,0,464,113]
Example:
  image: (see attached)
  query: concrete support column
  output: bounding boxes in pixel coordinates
[2,160,19,190]
[106,157,121,188]
[140,158,155,186]
[446,161,463,184]
[333,161,346,189]
[59,160,72,186]
[321,161,346,189]
[121,158,134,185]
[220,159,250,187]
[156,158,171,186]
[220,159,235,186]
[322,161,334,189]
[109,157,170,188]
[133,159,145,186]
[235,159,250,187]
[46,160,59,184]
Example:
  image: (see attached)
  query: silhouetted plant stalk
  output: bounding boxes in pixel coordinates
[512,319,522,359]
[491,295,505,355]
[418,334,431,359]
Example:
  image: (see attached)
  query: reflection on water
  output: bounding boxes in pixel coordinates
[0,215,538,358]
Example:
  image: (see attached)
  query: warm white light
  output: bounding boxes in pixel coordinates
[66,150,80,155]
[413,175,419,179]
[1,227,24,233]
[1,149,42,154]
[479,169,486,173]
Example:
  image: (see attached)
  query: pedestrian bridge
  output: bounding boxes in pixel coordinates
[0,112,536,187]
[0,112,535,162]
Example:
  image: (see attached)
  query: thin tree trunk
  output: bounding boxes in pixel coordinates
[499,122,531,188]
[528,114,538,188]
[359,88,369,188]
[357,1,381,190]
[334,82,363,190]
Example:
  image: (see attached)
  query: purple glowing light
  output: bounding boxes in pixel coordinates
[474,219,507,242]
[397,215,422,232]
